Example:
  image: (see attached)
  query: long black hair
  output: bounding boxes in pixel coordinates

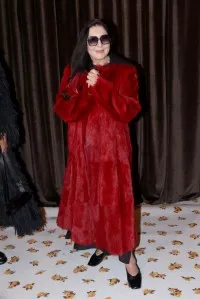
[70,19,114,79]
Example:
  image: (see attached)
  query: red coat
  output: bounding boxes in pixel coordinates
[54,62,141,255]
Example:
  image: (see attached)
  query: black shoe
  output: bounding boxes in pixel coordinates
[88,250,107,267]
[126,268,142,289]
[0,251,7,265]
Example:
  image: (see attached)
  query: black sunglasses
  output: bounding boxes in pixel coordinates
[87,34,110,46]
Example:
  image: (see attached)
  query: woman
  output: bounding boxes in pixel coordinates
[0,55,44,236]
[54,19,142,289]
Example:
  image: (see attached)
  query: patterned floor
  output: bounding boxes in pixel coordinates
[0,199,200,299]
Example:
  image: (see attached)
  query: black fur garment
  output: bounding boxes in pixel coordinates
[0,58,44,236]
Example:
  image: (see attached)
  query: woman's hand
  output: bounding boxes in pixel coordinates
[0,133,8,153]
[86,69,99,87]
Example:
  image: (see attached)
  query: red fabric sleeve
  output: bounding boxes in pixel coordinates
[54,65,94,123]
[91,66,141,123]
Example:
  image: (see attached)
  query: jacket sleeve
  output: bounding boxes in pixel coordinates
[91,66,141,123]
[0,63,19,147]
[54,65,94,123]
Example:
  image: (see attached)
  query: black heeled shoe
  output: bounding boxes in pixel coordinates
[88,250,107,267]
[0,251,7,265]
[126,268,142,289]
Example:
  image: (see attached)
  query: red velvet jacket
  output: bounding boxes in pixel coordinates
[54,63,141,123]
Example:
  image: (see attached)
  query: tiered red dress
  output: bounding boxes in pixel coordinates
[54,61,141,256]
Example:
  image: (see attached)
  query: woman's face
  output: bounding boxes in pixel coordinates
[87,25,110,65]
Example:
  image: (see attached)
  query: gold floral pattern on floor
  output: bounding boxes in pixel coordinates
[0,200,200,298]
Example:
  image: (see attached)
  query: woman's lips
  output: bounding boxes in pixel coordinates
[95,50,104,53]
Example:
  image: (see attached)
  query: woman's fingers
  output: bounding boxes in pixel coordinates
[0,137,8,153]
[87,71,99,87]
